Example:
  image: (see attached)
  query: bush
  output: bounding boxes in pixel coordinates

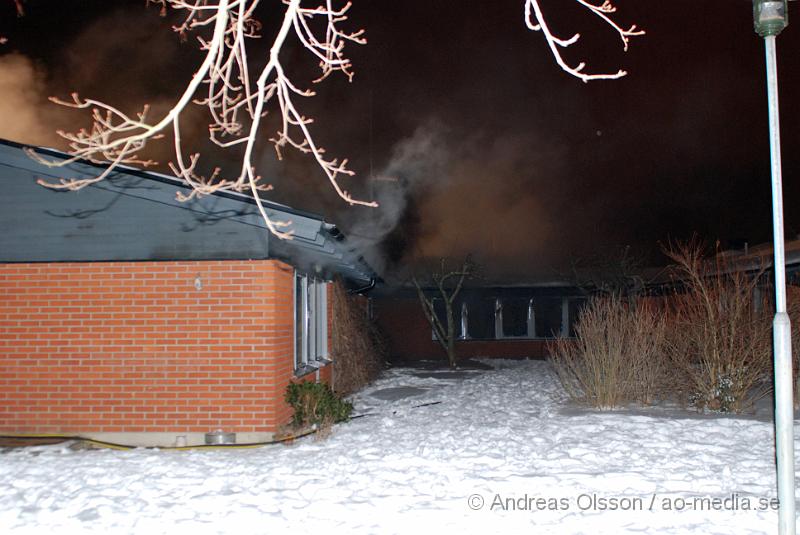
[663,242,773,413]
[549,294,667,408]
[788,286,800,404]
[285,381,353,429]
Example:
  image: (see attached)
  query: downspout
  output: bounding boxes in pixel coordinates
[348,277,376,295]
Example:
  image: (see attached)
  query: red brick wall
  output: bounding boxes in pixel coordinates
[0,259,307,434]
[373,297,550,362]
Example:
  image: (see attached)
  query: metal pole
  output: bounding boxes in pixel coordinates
[764,34,796,535]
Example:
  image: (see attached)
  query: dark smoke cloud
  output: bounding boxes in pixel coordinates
[319,119,568,280]
[343,120,451,262]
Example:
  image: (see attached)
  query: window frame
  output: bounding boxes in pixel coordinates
[432,294,583,342]
[293,271,329,373]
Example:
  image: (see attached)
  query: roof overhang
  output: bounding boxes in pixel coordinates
[0,139,377,289]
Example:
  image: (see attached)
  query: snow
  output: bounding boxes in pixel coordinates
[1,359,795,534]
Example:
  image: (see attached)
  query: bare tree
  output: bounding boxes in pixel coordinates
[412,257,474,369]
[23,1,639,237]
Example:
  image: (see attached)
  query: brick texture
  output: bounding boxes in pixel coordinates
[0,259,321,434]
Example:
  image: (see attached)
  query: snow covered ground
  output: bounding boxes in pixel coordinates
[1,359,795,534]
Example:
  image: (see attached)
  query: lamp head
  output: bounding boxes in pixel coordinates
[754,0,788,37]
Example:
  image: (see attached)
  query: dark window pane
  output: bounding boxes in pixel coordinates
[467,298,496,340]
[432,298,447,328]
[502,298,528,337]
[568,298,587,337]
[535,298,562,338]
[430,298,448,340]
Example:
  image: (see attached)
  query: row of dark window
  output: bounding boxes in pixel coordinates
[432,296,586,340]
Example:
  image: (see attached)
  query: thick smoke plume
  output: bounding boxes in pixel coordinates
[338,119,566,281]
[340,120,450,272]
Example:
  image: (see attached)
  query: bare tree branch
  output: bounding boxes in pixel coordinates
[29,0,375,239]
[525,0,643,82]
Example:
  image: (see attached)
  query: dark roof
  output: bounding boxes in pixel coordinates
[372,281,584,299]
[0,138,376,287]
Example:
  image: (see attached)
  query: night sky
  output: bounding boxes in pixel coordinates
[1,1,799,281]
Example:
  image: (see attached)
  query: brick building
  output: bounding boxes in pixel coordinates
[0,139,376,447]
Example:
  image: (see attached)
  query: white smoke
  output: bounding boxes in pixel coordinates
[0,53,65,147]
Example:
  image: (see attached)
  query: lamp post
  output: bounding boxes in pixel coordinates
[753,2,795,534]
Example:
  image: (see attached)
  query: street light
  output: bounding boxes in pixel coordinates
[754,0,788,36]
[752,2,795,534]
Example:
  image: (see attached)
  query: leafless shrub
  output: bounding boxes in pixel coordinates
[663,241,773,413]
[549,294,666,408]
[785,286,800,404]
[330,279,384,395]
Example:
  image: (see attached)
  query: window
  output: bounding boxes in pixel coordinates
[466,298,496,340]
[500,298,530,338]
[459,302,468,340]
[433,298,447,331]
[426,292,580,342]
[430,298,471,340]
[294,272,328,371]
[567,297,587,337]
[534,298,563,339]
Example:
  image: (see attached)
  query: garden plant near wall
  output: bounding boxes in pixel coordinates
[285,381,353,434]
[663,242,773,414]
[549,293,667,408]
[552,241,781,414]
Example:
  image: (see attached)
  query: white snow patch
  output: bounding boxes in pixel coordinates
[1,359,795,534]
